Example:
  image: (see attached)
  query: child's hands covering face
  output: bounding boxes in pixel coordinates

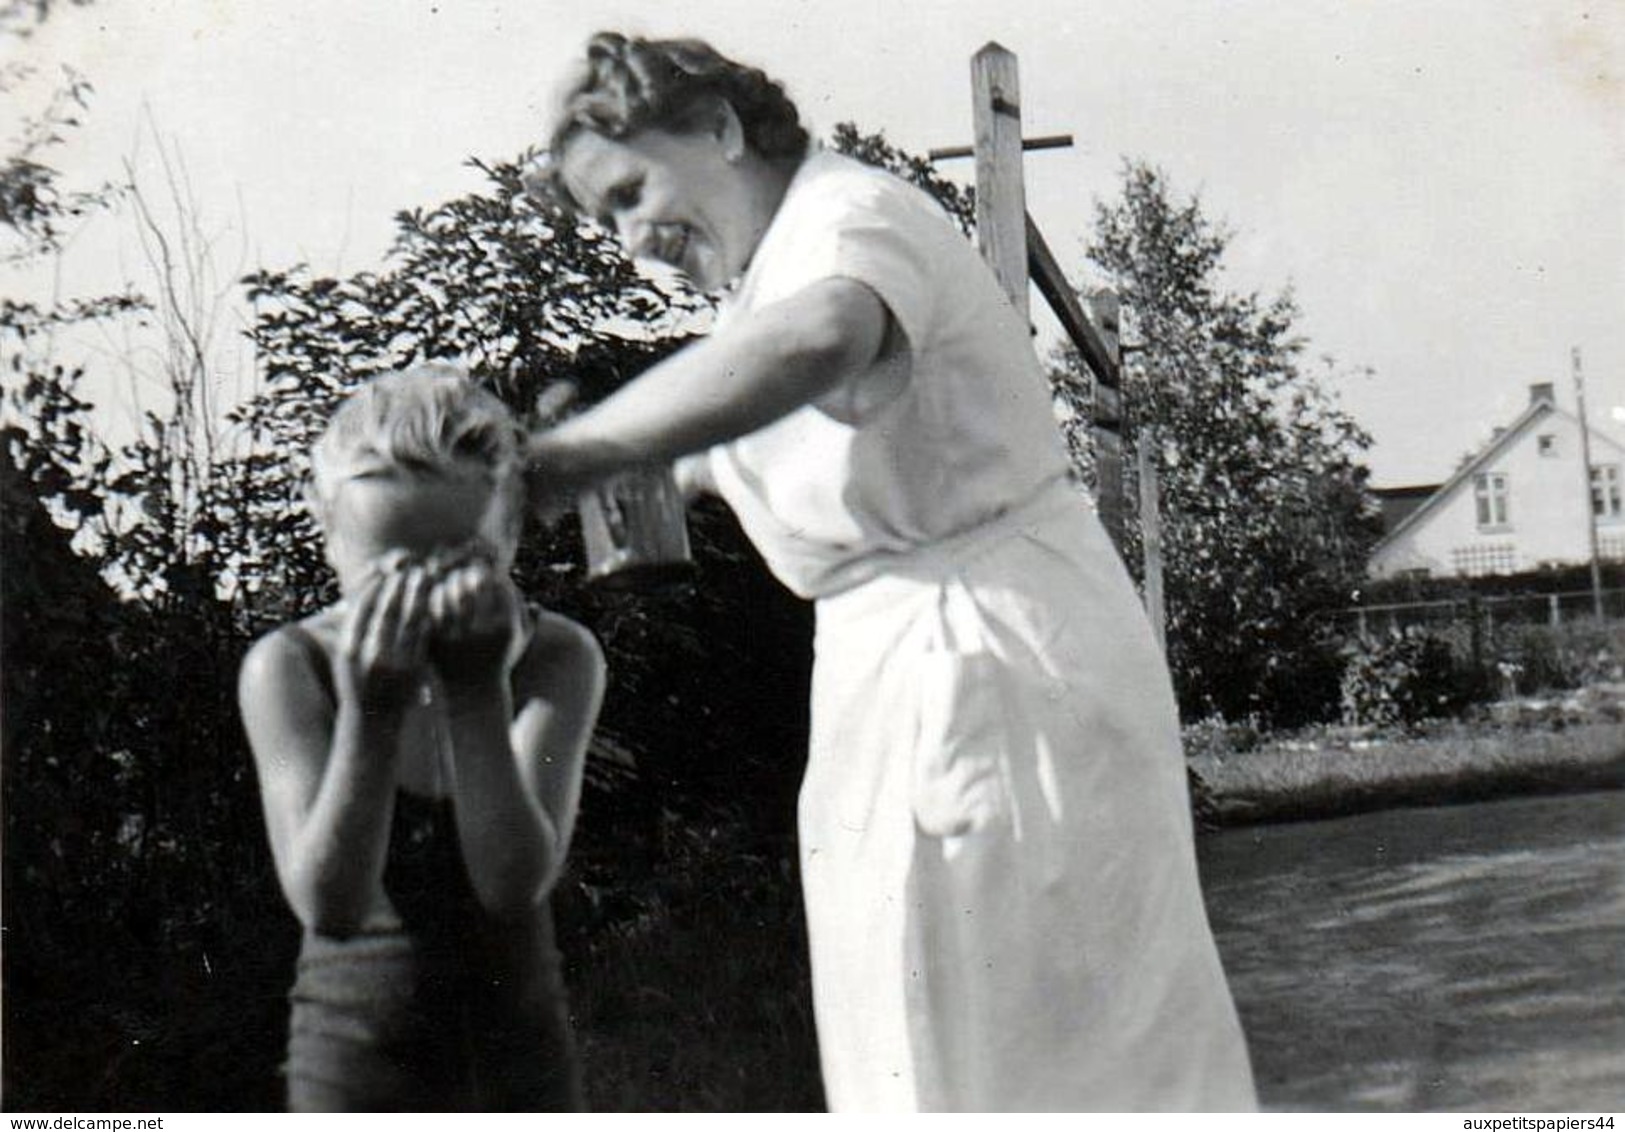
[425,552,522,690]
[336,550,435,711]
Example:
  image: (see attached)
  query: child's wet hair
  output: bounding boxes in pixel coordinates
[310,362,525,536]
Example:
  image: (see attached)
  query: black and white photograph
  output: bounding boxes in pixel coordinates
[2,0,1622,1116]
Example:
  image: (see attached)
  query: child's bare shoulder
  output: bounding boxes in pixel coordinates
[528,609,603,662]
[238,611,340,704]
[515,609,605,682]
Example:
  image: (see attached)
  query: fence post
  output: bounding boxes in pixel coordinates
[971,43,1029,319]
[1549,592,1561,627]
[1468,595,1483,671]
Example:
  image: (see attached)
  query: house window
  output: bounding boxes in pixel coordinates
[1591,464,1622,519]
[1537,434,1558,457]
[1473,472,1510,528]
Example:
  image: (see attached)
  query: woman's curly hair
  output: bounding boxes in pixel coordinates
[530,33,808,213]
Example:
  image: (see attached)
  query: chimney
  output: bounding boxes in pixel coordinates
[1530,382,1555,407]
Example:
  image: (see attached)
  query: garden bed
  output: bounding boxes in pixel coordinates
[1190,684,1625,826]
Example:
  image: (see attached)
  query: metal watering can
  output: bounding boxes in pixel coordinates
[529,380,694,590]
[578,464,694,589]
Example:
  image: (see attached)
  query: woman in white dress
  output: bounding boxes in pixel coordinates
[525,32,1257,1112]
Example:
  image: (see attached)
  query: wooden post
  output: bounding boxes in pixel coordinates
[1089,291,1126,548]
[971,43,1029,319]
[1549,592,1561,627]
[1138,433,1167,652]
[1573,346,1605,619]
[963,43,1128,555]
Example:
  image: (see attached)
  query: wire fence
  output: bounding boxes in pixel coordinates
[1336,587,1625,639]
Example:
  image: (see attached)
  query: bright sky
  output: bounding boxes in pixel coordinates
[6,0,1623,486]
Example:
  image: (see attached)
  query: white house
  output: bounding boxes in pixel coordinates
[1369,383,1625,579]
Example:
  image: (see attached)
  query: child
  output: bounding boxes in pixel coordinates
[237,363,605,1111]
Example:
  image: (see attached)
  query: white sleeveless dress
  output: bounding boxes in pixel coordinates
[697,149,1257,1112]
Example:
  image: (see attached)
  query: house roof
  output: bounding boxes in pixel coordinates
[1372,398,1625,554]
[1373,483,1443,535]
[1374,484,1444,499]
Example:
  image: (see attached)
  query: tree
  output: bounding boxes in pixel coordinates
[1,42,144,553]
[3,7,297,1108]
[1056,162,1381,726]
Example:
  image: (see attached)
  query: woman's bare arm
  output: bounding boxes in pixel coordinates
[527,277,890,501]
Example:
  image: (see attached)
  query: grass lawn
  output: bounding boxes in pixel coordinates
[564,851,824,1112]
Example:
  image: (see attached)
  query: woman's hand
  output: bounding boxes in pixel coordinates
[333,552,434,715]
[427,556,523,691]
[523,429,596,522]
[521,381,597,522]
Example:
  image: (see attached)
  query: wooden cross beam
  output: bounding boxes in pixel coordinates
[926,133,1074,163]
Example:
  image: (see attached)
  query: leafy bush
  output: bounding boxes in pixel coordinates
[1181,713,1266,761]
[1492,621,1625,696]
[1338,627,1476,728]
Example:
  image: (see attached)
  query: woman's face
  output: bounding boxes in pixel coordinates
[557,116,764,291]
[322,473,516,593]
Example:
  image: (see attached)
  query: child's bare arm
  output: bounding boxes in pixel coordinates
[239,566,433,936]
[508,612,606,866]
[432,565,605,917]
